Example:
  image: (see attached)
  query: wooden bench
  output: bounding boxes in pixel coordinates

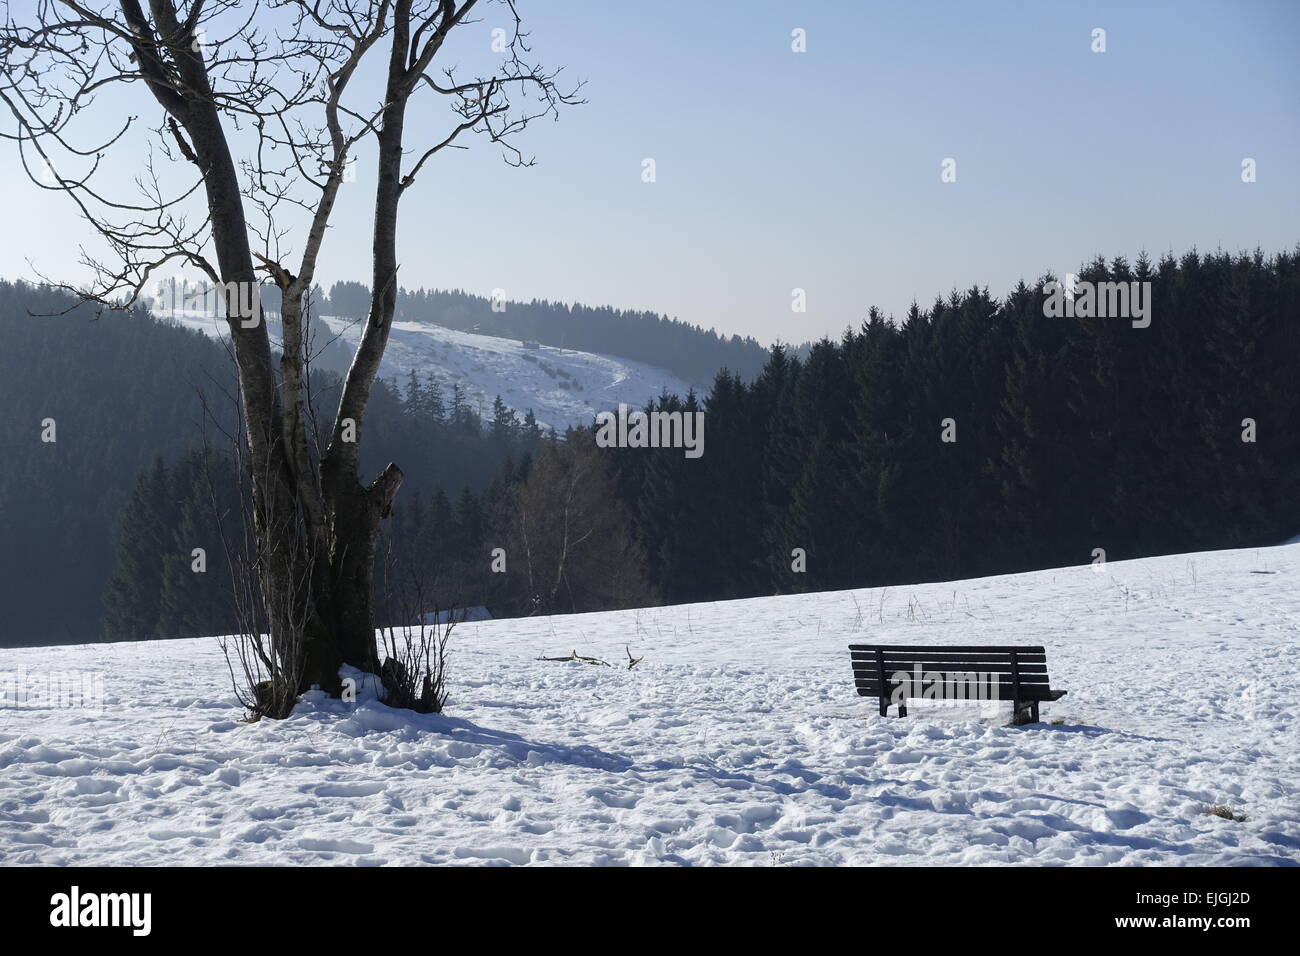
[849,644,1067,725]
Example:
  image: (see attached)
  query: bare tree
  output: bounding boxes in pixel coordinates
[503,433,656,617]
[0,0,581,700]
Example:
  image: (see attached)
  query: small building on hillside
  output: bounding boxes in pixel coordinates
[522,339,541,350]
[417,606,493,626]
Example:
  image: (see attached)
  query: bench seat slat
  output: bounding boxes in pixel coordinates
[853,674,1053,689]
[854,674,1054,687]
[847,647,1050,655]
[853,677,1053,691]
[851,659,1049,674]
[850,648,1047,657]
[850,653,1047,664]
[854,681,1063,701]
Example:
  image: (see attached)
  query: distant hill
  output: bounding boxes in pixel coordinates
[168,308,696,432]
[324,282,776,388]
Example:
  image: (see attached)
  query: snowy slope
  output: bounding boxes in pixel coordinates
[163,310,693,432]
[2,544,1298,866]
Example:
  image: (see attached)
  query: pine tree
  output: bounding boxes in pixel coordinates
[490,395,517,447]
[103,459,172,640]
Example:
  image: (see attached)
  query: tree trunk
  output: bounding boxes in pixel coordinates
[315,14,412,680]
[328,479,386,673]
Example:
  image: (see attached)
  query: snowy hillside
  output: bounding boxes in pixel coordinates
[164,310,694,432]
[2,544,1298,866]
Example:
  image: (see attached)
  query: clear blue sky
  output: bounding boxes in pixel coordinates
[1,0,1297,345]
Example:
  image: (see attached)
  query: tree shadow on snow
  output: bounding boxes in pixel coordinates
[318,700,637,773]
[426,713,635,771]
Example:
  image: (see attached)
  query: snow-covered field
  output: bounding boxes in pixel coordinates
[2,544,1297,866]
[166,310,693,431]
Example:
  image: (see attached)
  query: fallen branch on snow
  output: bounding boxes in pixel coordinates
[538,649,611,666]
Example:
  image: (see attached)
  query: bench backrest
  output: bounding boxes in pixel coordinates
[848,644,1053,703]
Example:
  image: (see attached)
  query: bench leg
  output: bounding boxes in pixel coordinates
[879,696,909,718]
[1011,699,1039,725]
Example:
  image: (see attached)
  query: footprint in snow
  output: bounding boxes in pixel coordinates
[297,836,375,855]
[312,781,386,798]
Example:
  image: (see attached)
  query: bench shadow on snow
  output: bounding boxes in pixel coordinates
[851,703,1177,744]
[1016,721,1176,744]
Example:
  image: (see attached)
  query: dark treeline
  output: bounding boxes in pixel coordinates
[608,249,1300,603]
[0,280,545,644]
[0,281,235,643]
[325,281,776,387]
[102,449,244,642]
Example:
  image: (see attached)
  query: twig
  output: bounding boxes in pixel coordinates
[538,649,610,667]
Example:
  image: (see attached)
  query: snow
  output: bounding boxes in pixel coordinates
[163,310,694,432]
[2,544,1298,865]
